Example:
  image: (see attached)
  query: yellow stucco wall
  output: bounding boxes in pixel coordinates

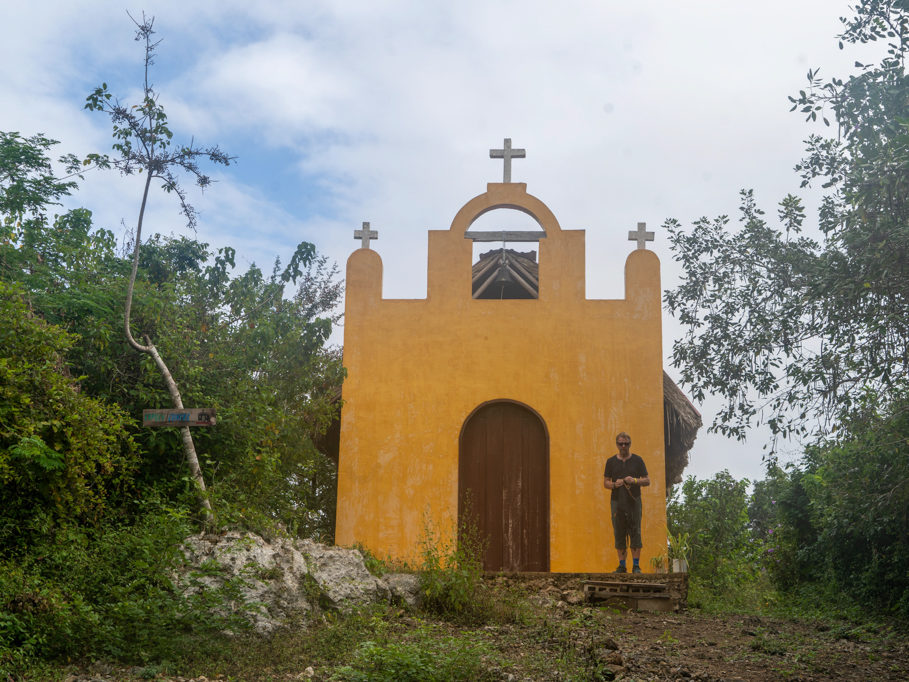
[335,183,667,572]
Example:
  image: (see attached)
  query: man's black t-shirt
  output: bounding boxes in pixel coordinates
[604,453,648,506]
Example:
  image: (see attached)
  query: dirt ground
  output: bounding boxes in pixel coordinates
[63,606,909,681]
[559,607,909,681]
[54,575,909,681]
[488,574,909,680]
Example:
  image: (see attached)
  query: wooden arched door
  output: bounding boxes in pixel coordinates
[458,401,549,572]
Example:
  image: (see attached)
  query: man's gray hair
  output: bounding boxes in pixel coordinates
[615,431,631,443]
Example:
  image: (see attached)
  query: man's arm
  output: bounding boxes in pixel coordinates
[637,458,650,487]
[603,459,618,489]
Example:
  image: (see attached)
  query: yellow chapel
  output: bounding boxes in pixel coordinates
[334,140,700,573]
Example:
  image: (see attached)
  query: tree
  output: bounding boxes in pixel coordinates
[667,471,756,592]
[665,1,909,441]
[84,14,233,518]
[0,131,76,243]
[0,131,108,285]
[748,462,818,590]
[799,397,909,617]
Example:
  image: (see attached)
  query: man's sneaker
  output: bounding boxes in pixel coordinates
[614,565,627,573]
[632,566,642,574]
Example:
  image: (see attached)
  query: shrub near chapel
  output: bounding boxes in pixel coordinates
[0,282,137,543]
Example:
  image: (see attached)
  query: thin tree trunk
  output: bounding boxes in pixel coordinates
[146,338,212,518]
[125,170,213,520]
[123,171,153,354]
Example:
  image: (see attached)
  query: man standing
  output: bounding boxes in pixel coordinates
[603,432,650,573]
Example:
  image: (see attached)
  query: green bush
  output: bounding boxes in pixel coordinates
[0,282,138,547]
[0,503,253,676]
[743,395,909,622]
[668,471,761,595]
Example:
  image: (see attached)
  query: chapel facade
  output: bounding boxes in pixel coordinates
[334,142,699,572]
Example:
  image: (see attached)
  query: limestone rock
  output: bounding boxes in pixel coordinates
[178,531,313,634]
[564,589,586,605]
[296,539,389,610]
[176,531,390,633]
[382,572,422,608]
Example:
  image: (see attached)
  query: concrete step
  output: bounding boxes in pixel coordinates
[583,577,681,612]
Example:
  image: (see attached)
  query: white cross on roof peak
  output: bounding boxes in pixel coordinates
[355,221,378,249]
[628,222,654,250]
[489,138,526,183]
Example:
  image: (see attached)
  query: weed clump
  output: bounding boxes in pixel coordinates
[417,513,488,622]
[333,626,498,681]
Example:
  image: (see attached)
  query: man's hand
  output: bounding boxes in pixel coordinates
[623,476,635,486]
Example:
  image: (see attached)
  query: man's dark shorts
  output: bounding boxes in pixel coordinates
[611,498,642,550]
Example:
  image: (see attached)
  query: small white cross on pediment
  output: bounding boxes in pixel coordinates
[628,222,654,250]
[489,138,526,183]
[354,221,378,249]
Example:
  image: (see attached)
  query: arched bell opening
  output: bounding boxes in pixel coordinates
[468,209,544,299]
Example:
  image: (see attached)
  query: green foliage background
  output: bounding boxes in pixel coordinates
[665,1,909,623]
[0,281,138,546]
[0,129,344,673]
[0,130,344,541]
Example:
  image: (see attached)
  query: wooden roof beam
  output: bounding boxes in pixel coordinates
[464,230,546,242]
[504,262,538,297]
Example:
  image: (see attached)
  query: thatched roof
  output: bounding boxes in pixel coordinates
[663,371,702,488]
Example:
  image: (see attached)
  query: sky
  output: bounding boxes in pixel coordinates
[0,0,874,484]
